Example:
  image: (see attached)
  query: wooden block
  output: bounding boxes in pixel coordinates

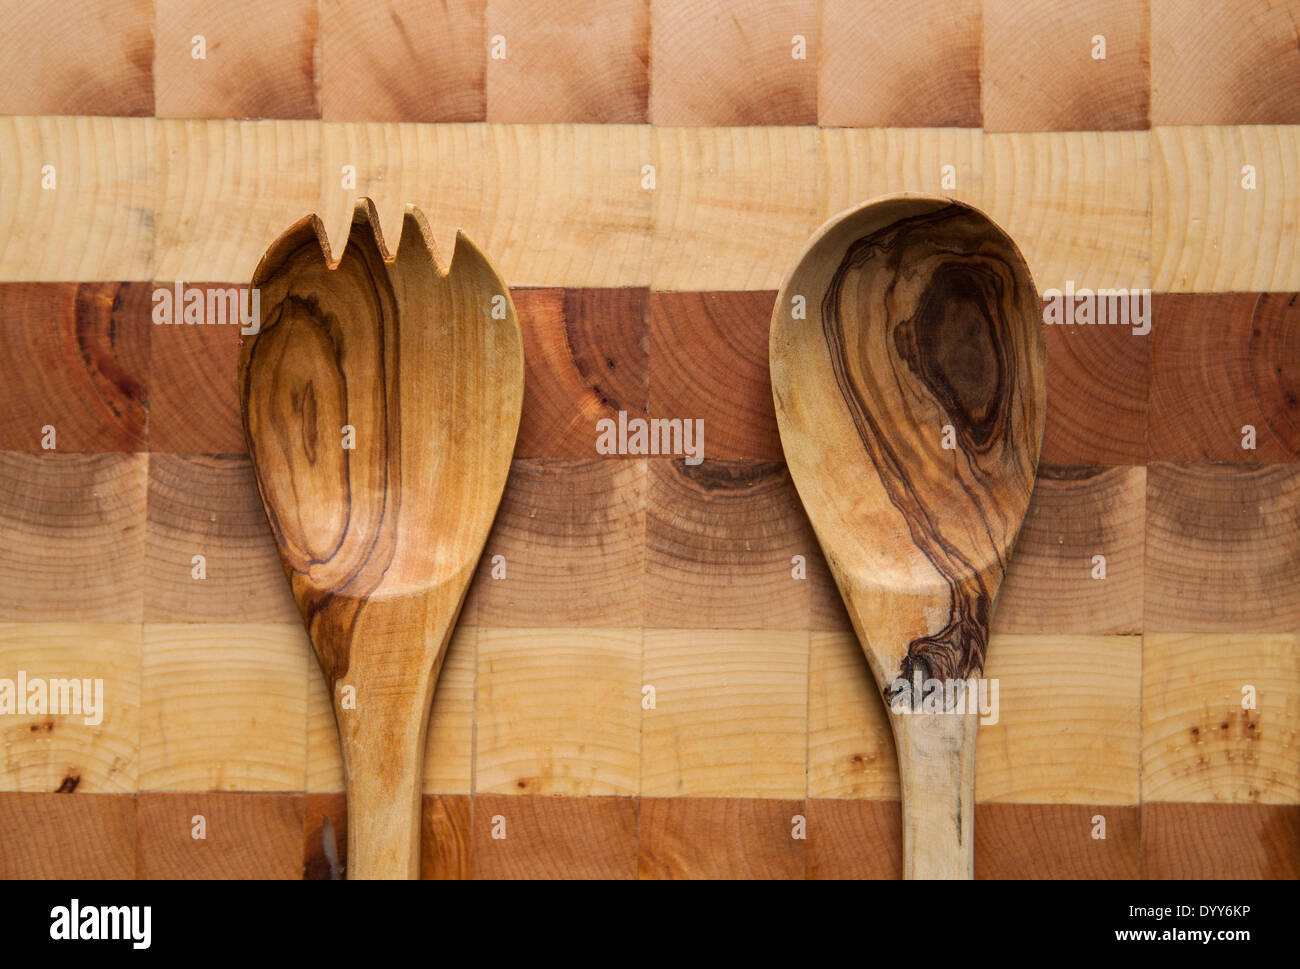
[154,119,320,284]
[0,453,146,622]
[316,123,489,267]
[1151,125,1300,292]
[486,0,648,123]
[0,623,140,794]
[808,545,853,633]
[821,127,985,218]
[650,0,816,125]
[475,627,641,796]
[979,635,1142,804]
[467,459,646,627]
[302,792,346,879]
[1150,0,1300,125]
[818,0,981,127]
[1041,310,1149,465]
[983,131,1151,292]
[1144,463,1300,631]
[804,799,900,879]
[648,291,781,461]
[1142,803,1300,878]
[1149,293,1299,462]
[0,792,136,878]
[641,629,807,797]
[422,794,471,879]
[148,287,244,453]
[140,623,308,791]
[638,797,805,878]
[154,0,319,119]
[306,625,475,793]
[645,459,812,629]
[0,0,153,116]
[136,792,304,878]
[320,0,485,122]
[0,116,153,281]
[513,288,649,458]
[1141,632,1300,804]
[808,630,898,799]
[983,0,1150,131]
[994,466,1146,635]
[974,804,1139,879]
[0,283,150,451]
[472,794,638,878]
[145,454,299,623]
[652,126,820,291]
[486,124,652,288]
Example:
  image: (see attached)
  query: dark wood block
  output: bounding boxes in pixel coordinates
[983,0,1150,131]
[645,458,812,629]
[422,794,471,880]
[975,803,1140,879]
[136,792,305,879]
[648,291,781,462]
[145,453,298,623]
[1149,293,1299,463]
[638,797,806,879]
[472,795,638,879]
[302,792,346,880]
[805,798,901,879]
[0,283,149,452]
[0,793,136,878]
[1145,463,1300,632]
[514,288,649,459]
[486,0,648,123]
[1142,802,1300,879]
[320,0,485,122]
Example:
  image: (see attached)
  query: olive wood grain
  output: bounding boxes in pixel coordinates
[771,195,1045,878]
[239,199,523,878]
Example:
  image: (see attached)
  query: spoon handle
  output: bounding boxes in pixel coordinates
[891,709,978,879]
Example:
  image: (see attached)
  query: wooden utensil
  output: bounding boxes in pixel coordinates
[770,195,1045,879]
[239,199,523,879]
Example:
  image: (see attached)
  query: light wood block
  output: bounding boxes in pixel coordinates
[0,453,146,623]
[1151,125,1300,291]
[487,123,652,287]
[0,116,153,281]
[808,630,898,799]
[641,628,808,798]
[1142,632,1300,804]
[475,627,641,796]
[983,131,1151,292]
[154,119,320,284]
[652,126,821,291]
[140,623,308,792]
[306,625,475,794]
[978,634,1142,804]
[821,127,985,219]
[0,623,140,794]
[1144,463,1300,632]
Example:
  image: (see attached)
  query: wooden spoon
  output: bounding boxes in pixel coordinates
[770,195,1045,879]
[239,199,523,879]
